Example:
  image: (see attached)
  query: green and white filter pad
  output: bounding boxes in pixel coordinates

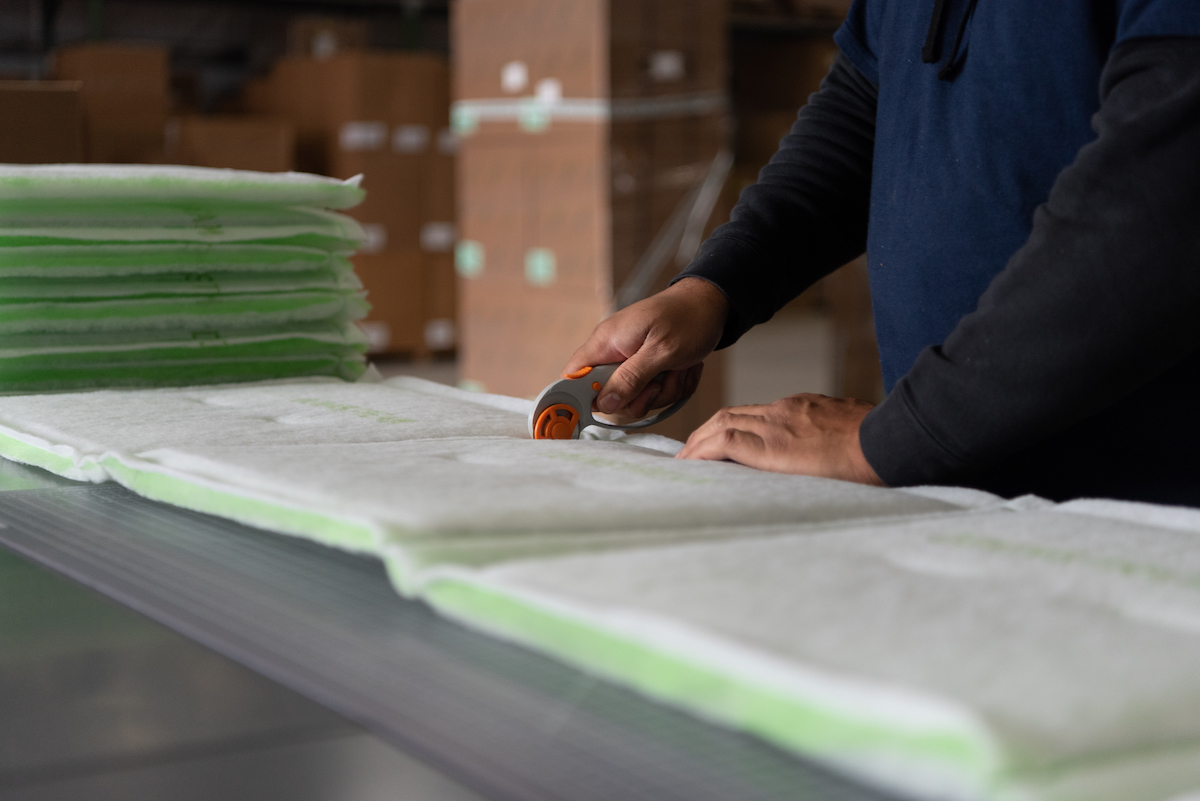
[0,164,364,208]
[0,376,1197,801]
[0,165,370,389]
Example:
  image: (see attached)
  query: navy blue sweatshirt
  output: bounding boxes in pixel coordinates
[677,1,1200,505]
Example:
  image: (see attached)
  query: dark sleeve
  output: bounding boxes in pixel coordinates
[672,52,878,350]
[860,37,1200,487]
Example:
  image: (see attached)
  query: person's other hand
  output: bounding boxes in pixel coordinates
[564,277,730,421]
[676,393,884,485]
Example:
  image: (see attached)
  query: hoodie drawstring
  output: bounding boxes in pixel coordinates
[922,0,980,81]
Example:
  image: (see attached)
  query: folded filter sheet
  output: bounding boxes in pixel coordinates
[0,165,369,391]
[0,377,1198,801]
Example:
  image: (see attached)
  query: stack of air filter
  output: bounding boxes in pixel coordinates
[0,164,371,392]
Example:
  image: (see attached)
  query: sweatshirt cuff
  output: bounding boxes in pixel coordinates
[672,234,769,350]
[859,380,971,487]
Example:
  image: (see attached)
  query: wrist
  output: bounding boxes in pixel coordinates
[854,424,886,486]
[670,276,730,326]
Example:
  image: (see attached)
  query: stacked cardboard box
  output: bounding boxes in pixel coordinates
[730,0,854,22]
[0,81,84,163]
[51,43,169,163]
[286,16,370,59]
[247,52,457,356]
[453,0,730,440]
[166,115,296,173]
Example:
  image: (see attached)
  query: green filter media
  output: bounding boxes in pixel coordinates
[0,244,353,278]
[0,320,367,356]
[0,353,366,393]
[0,265,362,300]
[0,327,367,391]
[0,233,362,254]
[0,290,369,335]
[0,165,364,209]
[0,205,364,247]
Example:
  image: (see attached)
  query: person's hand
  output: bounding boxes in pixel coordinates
[564,277,730,421]
[676,393,884,485]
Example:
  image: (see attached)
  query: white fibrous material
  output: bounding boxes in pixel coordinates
[0,376,1198,801]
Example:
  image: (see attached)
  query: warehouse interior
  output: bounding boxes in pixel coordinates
[0,3,877,798]
[1,2,1197,801]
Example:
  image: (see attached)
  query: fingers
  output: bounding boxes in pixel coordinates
[620,379,663,420]
[596,347,671,414]
[678,424,767,466]
[563,279,728,413]
[597,364,701,422]
[685,404,767,447]
[564,324,632,378]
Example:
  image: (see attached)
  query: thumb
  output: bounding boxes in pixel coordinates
[596,347,667,414]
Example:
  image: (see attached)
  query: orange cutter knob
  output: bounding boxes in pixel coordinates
[533,403,581,440]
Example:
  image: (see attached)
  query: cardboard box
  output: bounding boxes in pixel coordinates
[454,0,726,102]
[247,51,455,351]
[354,250,425,354]
[732,36,838,114]
[0,81,83,163]
[52,43,169,95]
[457,278,610,397]
[248,51,450,175]
[287,16,370,59]
[824,256,884,403]
[51,43,169,163]
[423,253,457,352]
[167,115,295,172]
[333,151,424,251]
[731,0,853,22]
[736,111,798,168]
[455,1,730,435]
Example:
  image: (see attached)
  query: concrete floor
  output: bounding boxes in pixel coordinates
[0,312,835,800]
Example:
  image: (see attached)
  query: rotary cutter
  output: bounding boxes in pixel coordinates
[529,363,692,440]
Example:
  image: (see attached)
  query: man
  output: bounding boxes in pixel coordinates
[565,0,1200,505]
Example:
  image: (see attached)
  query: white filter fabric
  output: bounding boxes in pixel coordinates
[0,378,1198,801]
[461,506,1200,801]
[0,165,364,209]
[0,379,955,563]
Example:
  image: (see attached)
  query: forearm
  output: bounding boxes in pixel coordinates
[674,52,878,349]
[861,37,1200,486]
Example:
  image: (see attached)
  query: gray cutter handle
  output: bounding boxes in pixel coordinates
[585,395,691,431]
[529,362,693,439]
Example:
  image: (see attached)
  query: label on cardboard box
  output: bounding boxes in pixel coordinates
[420,222,456,253]
[451,93,728,135]
[648,51,688,83]
[339,121,387,152]
[392,124,430,154]
[524,248,557,288]
[436,127,458,155]
[358,320,391,353]
[535,79,563,105]
[424,318,456,350]
[360,223,388,254]
[501,61,529,94]
[455,240,484,278]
